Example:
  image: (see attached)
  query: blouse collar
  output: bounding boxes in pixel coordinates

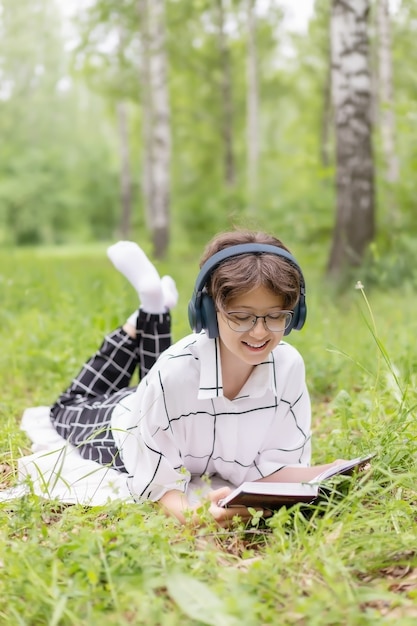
[196,333,278,400]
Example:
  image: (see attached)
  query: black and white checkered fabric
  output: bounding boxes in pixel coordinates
[50,310,171,472]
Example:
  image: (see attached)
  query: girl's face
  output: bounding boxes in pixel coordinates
[217,285,287,367]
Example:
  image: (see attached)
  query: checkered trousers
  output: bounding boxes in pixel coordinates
[50,310,171,472]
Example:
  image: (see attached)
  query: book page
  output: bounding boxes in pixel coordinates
[309,453,375,484]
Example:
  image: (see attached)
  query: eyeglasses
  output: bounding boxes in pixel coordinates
[223,310,293,333]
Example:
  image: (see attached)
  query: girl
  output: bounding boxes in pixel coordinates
[50,230,342,526]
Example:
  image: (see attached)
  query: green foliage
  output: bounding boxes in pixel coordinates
[358,234,417,290]
[0,0,125,245]
[1,0,416,275]
[1,244,417,623]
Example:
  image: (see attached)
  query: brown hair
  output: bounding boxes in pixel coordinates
[200,229,302,311]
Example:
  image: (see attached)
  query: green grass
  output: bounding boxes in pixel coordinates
[1,243,417,625]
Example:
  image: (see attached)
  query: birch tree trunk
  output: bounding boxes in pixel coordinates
[319,4,333,168]
[246,0,260,214]
[138,0,171,258]
[138,0,153,234]
[320,55,332,168]
[377,0,399,187]
[217,0,236,188]
[116,101,132,239]
[327,0,375,275]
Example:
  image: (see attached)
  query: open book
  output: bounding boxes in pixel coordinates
[219,454,374,509]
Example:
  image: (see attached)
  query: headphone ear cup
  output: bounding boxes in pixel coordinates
[298,295,307,330]
[188,298,200,333]
[188,292,219,337]
[284,294,307,335]
[200,294,219,338]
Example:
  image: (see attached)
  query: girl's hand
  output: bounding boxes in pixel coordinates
[158,487,270,527]
[203,487,270,528]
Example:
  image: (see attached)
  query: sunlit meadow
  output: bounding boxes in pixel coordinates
[0,243,417,625]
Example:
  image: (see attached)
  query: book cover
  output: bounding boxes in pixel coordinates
[218,453,374,509]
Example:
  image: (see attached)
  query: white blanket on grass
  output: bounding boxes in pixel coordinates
[0,407,231,506]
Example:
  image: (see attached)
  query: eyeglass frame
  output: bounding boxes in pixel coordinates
[220,309,294,333]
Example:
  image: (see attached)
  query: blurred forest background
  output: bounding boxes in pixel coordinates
[0,0,415,286]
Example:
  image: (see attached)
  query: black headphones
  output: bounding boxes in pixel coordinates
[188,243,307,338]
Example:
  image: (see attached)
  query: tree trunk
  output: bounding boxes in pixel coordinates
[116,101,132,239]
[216,0,235,188]
[319,4,333,168]
[138,0,153,234]
[320,48,332,168]
[138,0,171,258]
[327,0,375,276]
[246,0,260,214]
[377,0,399,187]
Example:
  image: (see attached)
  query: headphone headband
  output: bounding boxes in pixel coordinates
[188,242,307,338]
[193,243,301,293]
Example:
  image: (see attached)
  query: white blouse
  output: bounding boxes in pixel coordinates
[111,332,311,502]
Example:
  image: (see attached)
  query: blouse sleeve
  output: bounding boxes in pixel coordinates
[115,370,191,502]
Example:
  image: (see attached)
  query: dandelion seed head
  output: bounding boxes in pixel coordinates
[355,281,364,290]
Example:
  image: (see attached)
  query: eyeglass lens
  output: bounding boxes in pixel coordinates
[225,311,292,332]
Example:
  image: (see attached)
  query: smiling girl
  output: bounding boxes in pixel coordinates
[50,229,343,526]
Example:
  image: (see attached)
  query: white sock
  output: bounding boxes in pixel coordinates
[161,275,178,310]
[126,310,139,328]
[125,275,178,329]
[107,241,165,313]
